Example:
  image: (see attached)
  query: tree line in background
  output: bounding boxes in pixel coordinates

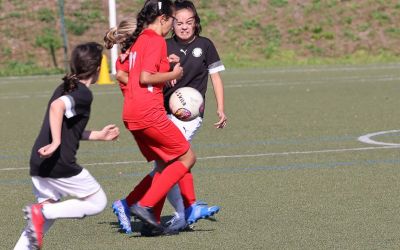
[1,0,400,76]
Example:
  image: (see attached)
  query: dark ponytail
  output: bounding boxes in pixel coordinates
[122,0,174,52]
[62,42,103,94]
[62,74,80,94]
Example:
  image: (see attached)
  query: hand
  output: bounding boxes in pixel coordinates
[166,79,177,88]
[100,124,120,141]
[214,110,227,129]
[168,54,180,63]
[172,63,183,80]
[38,142,60,158]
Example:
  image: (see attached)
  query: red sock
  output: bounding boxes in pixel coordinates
[148,171,166,223]
[125,174,153,207]
[179,172,196,208]
[153,195,167,223]
[139,161,188,208]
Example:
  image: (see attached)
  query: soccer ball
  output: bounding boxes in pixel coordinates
[169,87,204,121]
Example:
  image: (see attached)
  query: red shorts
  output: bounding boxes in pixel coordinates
[126,117,190,163]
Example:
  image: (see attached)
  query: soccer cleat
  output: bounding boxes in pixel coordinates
[166,212,188,231]
[185,201,220,225]
[112,199,132,234]
[23,204,45,250]
[130,203,164,231]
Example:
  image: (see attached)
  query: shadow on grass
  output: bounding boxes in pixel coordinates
[99,214,217,236]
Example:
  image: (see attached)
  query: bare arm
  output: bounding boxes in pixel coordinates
[140,63,183,85]
[81,124,120,141]
[116,70,129,85]
[37,99,65,158]
[210,72,227,128]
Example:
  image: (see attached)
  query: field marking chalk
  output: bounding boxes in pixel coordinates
[1,145,399,171]
[358,130,400,146]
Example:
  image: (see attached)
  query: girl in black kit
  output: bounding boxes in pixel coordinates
[162,0,228,230]
[14,42,120,250]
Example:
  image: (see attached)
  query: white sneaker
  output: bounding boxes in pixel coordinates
[166,212,188,231]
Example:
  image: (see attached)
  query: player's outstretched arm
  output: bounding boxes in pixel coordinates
[82,124,120,141]
[38,99,65,158]
[210,72,227,129]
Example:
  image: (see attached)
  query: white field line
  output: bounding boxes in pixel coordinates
[1,145,398,171]
[224,74,400,84]
[1,63,399,85]
[226,64,400,74]
[1,75,399,100]
[358,130,400,146]
[225,76,400,88]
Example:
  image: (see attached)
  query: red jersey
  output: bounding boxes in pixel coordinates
[115,52,130,96]
[123,29,170,129]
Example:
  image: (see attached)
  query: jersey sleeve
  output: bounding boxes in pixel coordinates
[116,58,129,73]
[205,39,225,74]
[59,87,92,119]
[142,37,166,73]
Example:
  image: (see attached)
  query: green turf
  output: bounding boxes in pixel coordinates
[1,64,400,249]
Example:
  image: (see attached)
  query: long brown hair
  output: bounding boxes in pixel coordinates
[123,0,174,52]
[62,42,103,94]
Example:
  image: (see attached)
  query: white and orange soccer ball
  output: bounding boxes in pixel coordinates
[169,87,204,121]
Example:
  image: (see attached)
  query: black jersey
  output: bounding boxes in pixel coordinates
[164,36,225,115]
[29,82,92,178]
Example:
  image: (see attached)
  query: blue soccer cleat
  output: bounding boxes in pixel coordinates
[185,201,220,225]
[112,199,132,234]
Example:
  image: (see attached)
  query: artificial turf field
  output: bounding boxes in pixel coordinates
[1,64,400,249]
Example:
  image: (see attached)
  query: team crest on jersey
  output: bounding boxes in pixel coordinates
[192,48,203,58]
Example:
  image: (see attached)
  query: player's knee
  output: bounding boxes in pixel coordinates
[178,148,196,169]
[186,149,197,169]
[191,152,197,166]
[97,189,108,212]
[89,188,108,214]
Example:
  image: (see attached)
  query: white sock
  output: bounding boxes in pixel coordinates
[42,188,107,220]
[167,184,185,219]
[14,219,54,250]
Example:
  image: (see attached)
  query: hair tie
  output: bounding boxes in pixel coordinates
[158,1,162,10]
[69,74,80,82]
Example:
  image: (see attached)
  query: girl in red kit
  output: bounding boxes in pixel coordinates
[105,16,182,235]
[122,0,195,234]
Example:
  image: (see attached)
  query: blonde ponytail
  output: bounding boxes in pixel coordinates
[104,26,118,49]
[104,19,137,52]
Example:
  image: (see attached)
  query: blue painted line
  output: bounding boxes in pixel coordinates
[1,158,399,186]
[3,132,400,156]
[2,133,400,159]
[0,134,370,161]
